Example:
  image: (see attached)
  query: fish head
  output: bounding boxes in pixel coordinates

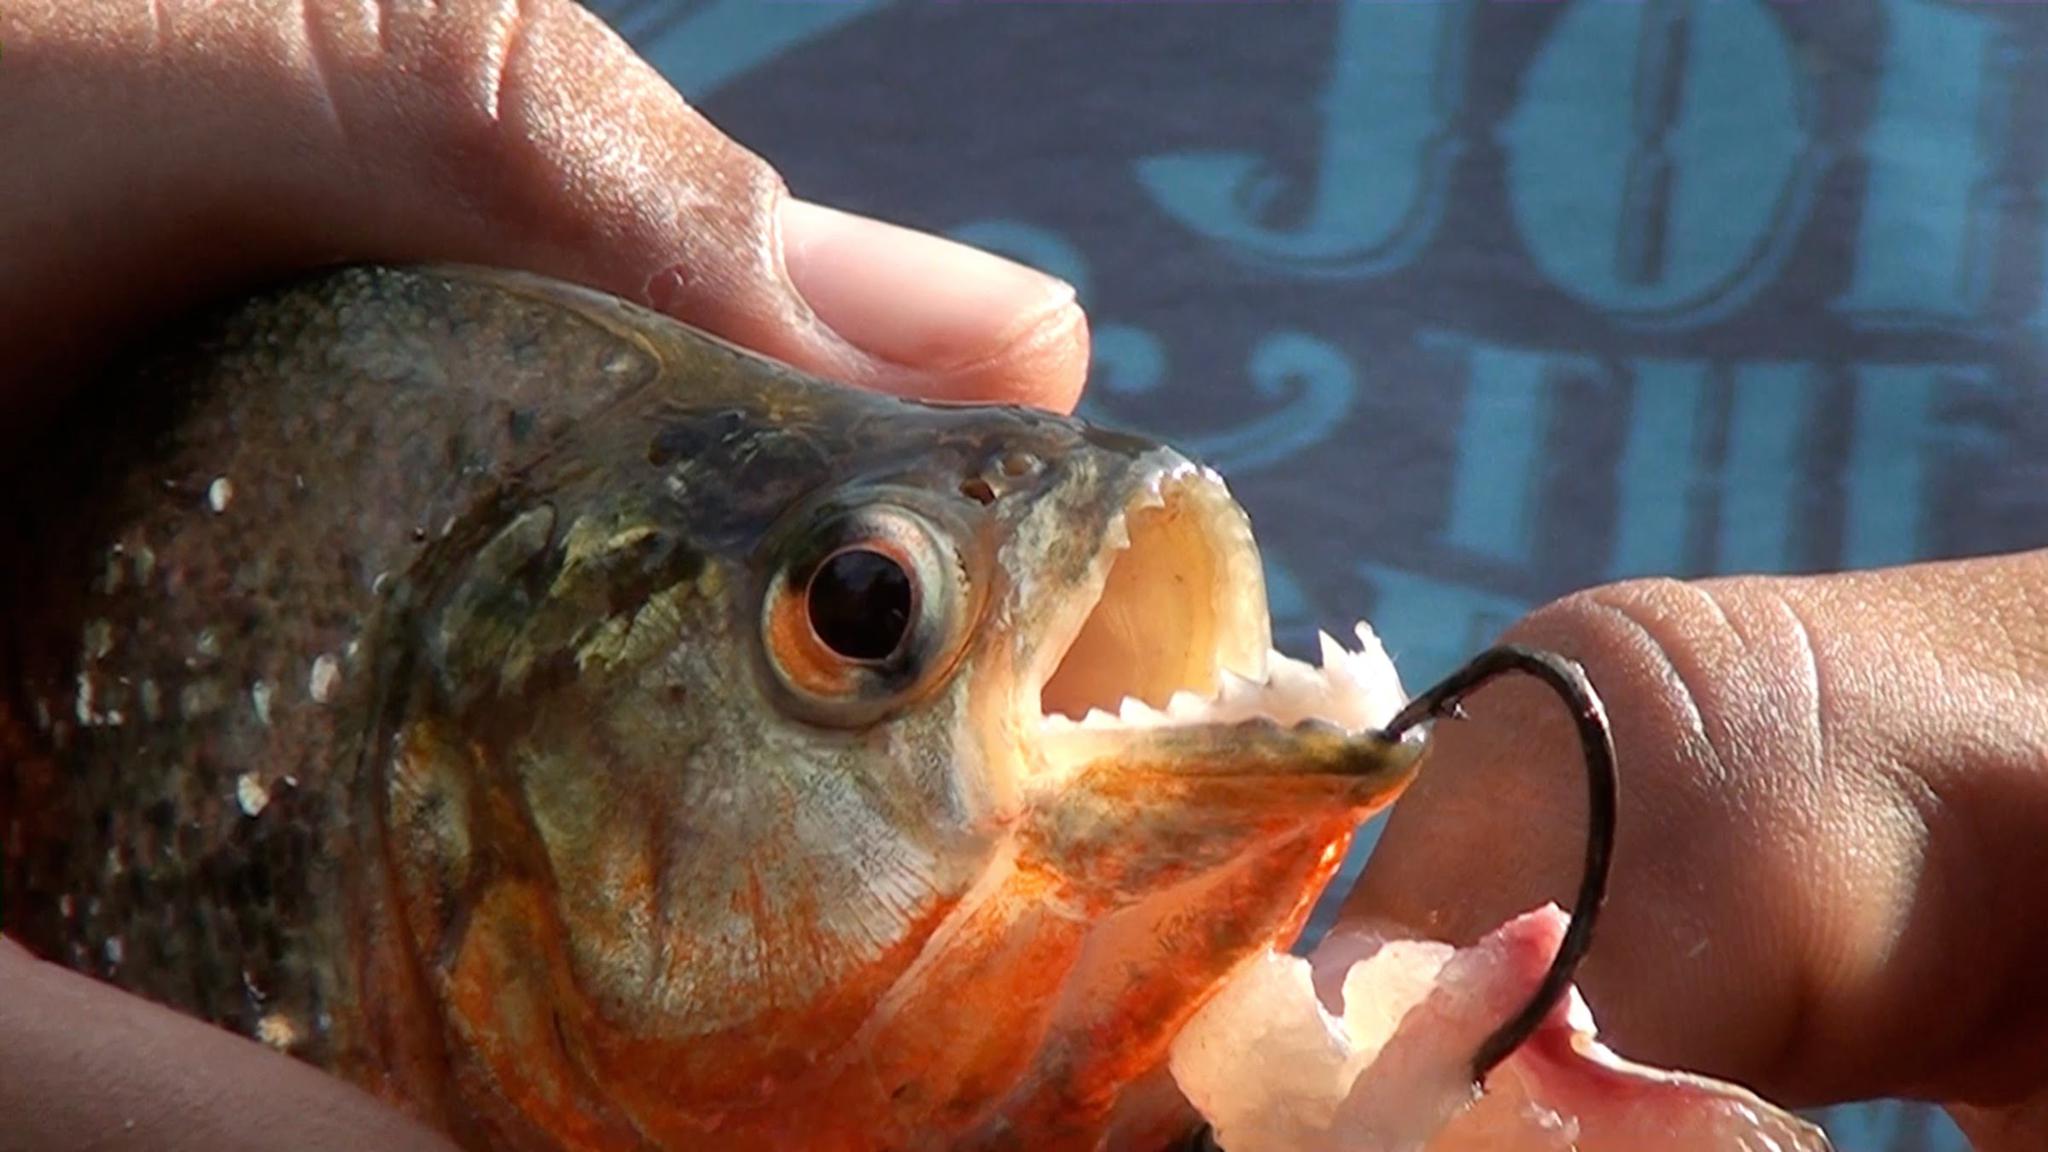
[365,273,1422,1148]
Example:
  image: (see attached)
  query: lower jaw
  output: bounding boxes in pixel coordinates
[985,817,1365,1143]
[814,787,1367,1150]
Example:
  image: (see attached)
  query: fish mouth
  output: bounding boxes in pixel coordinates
[1021,451,1416,786]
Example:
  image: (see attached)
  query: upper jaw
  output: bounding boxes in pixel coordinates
[1017,449,1417,787]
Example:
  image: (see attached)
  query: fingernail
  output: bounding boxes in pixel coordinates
[779,198,1078,371]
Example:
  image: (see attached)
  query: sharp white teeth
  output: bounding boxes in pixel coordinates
[1104,514,1131,552]
[1267,652,1324,696]
[1038,620,1408,738]
[1353,621,1388,658]
[1318,629,1346,669]
[1216,668,1261,707]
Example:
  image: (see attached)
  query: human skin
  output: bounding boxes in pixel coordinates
[0,0,1087,428]
[1344,561,2048,1152]
[5,2,2044,1151]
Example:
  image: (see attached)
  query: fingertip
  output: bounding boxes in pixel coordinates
[879,289,1093,414]
[776,198,1091,412]
[1015,297,1093,415]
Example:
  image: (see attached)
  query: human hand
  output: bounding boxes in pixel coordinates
[0,0,1087,424]
[0,2,1087,1149]
[1340,557,2048,1151]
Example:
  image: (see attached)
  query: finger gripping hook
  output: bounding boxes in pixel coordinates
[1380,645,1620,1085]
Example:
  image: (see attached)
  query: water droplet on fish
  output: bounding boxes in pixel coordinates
[74,673,95,724]
[208,476,234,513]
[236,773,271,817]
[58,894,75,919]
[192,628,222,664]
[82,618,113,661]
[998,450,1042,479]
[103,937,124,967]
[257,1014,301,1051]
[133,545,157,585]
[250,680,273,726]
[309,654,342,703]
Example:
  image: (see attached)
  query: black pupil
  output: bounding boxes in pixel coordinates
[808,548,914,661]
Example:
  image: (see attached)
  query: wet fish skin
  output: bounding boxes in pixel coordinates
[2,264,689,1087]
[1,265,1413,1151]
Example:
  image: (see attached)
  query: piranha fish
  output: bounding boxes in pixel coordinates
[0,264,1425,1151]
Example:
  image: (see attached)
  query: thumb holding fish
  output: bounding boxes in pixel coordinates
[0,0,1089,427]
[1343,553,2048,1150]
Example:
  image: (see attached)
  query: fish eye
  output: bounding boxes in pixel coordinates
[760,503,970,724]
[806,546,915,662]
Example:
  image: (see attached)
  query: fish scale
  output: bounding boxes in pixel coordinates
[2,266,665,1074]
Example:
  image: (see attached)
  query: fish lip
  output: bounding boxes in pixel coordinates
[1019,448,1414,784]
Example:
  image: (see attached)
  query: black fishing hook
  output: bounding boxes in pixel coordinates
[1178,645,1617,1152]
[1379,644,1618,1083]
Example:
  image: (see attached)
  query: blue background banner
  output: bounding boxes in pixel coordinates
[595,2,2048,1145]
